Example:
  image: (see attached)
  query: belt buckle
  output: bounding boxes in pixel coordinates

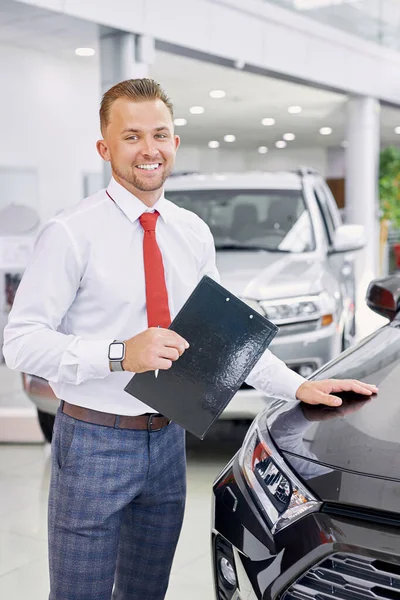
[147,414,162,432]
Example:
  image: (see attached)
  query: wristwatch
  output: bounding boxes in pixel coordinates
[108,340,126,372]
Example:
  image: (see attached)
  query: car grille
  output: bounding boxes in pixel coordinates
[281,553,400,600]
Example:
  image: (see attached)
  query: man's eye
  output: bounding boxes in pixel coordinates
[155,134,168,139]
[127,136,138,141]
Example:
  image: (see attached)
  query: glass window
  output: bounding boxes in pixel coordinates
[167,189,316,253]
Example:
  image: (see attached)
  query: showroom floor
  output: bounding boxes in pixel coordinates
[0,295,387,599]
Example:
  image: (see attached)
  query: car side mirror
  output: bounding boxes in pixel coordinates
[366,275,400,320]
[330,224,365,253]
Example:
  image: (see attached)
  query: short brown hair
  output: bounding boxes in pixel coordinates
[99,78,174,134]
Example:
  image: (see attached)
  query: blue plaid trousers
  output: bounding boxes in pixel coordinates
[48,406,186,600]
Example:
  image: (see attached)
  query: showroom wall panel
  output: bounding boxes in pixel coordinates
[0,41,102,221]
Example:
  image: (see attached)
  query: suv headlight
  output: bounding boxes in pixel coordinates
[243,293,336,326]
[238,414,321,533]
[260,296,320,324]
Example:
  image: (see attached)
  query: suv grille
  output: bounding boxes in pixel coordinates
[282,553,400,600]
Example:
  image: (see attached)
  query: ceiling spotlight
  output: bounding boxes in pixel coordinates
[319,127,332,135]
[261,118,275,126]
[283,133,295,141]
[224,135,236,143]
[395,127,400,134]
[208,141,220,149]
[341,140,348,148]
[288,105,302,114]
[189,106,205,114]
[234,59,245,69]
[258,146,268,154]
[276,141,287,149]
[209,90,226,99]
[75,47,95,57]
[174,118,187,126]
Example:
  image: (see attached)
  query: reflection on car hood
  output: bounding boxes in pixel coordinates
[264,323,400,482]
[216,251,323,299]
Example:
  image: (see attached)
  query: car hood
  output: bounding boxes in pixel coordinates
[264,323,400,482]
[216,251,323,299]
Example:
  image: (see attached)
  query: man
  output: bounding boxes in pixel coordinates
[2,78,377,600]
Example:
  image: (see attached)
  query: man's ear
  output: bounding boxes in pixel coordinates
[96,139,110,162]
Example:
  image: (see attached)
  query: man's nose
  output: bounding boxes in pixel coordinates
[141,138,158,157]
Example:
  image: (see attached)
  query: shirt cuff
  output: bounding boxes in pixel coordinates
[58,337,114,385]
[245,349,306,401]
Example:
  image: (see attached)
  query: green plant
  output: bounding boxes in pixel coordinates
[379,146,400,228]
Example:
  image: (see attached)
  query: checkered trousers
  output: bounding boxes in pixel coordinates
[48,407,186,600]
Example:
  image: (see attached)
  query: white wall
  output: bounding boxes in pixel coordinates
[17,0,400,106]
[326,147,346,179]
[175,144,328,175]
[0,42,102,222]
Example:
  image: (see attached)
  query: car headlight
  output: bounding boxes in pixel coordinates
[242,293,336,326]
[238,415,321,534]
[260,296,320,323]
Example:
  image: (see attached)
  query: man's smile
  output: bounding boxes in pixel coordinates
[136,163,162,171]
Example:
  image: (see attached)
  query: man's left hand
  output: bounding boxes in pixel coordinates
[296,379,378,407]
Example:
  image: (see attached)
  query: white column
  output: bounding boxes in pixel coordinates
[345,96,381,336]
[99,30,155,183]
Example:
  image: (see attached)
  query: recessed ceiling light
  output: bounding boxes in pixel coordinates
[75,47,95,57]
[341,140,348,148]
[234,59,245,69]
[209,90,226,99]
[283,133,295,141]
[258,146,268,154]
[174,118,187,126]
[395,127,400,134]
[261,118,275,126]
[276,141,287,149]
[288,105,302,114]
[208,141,220,149]
[224,135,236,143]
[189,106,205,114]
[320,127,332,135]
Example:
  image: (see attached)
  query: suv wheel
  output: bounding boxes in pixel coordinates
[37,409,55,443]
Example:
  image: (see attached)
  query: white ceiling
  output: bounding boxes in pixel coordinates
[1,0,400,152]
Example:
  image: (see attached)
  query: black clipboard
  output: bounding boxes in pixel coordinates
[124,276,279,439]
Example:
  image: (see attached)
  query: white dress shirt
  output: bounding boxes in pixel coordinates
[2,177,305,416]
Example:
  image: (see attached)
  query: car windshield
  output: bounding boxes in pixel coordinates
[166,189,316,252]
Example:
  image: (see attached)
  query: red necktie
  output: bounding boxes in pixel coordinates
[139,211,171,328]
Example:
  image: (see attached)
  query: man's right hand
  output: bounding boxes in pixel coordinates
[121,328,189,373]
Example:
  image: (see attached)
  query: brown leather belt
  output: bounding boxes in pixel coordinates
[61,401,170,432]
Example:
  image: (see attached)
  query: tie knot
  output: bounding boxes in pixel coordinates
[139,211,159,232]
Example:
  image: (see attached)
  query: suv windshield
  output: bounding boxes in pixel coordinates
[166,189,316,252]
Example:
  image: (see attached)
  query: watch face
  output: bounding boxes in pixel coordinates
[109,342,124,361]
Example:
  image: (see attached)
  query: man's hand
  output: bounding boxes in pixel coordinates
[296,379,378,407]
[121,328,189,373]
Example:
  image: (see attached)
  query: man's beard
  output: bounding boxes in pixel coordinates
[111,161,173,192]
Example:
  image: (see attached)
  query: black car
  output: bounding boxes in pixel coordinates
[212,275,400,600]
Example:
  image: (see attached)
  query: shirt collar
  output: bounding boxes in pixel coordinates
[106,176,170,224]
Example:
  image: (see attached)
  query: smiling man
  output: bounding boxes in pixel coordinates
[2,78,377,600]
[96,89,179,201]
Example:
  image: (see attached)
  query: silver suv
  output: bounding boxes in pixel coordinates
[165,168,365,418]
